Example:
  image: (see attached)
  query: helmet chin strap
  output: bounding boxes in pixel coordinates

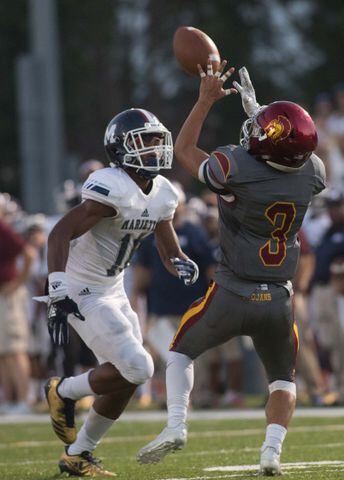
[133,154,160,179]
[134,167,158,180]
[123,165,158,180]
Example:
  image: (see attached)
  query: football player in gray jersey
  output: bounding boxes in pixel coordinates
[137,61,326,475]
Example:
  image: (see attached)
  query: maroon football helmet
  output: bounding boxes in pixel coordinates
[240,101,318,171]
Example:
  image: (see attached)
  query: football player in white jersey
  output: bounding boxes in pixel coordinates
[43,108,199,477]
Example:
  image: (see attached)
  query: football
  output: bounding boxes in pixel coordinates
[173,26,221,76]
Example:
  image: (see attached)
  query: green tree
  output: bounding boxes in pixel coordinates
[0,0,28,198]
[1,0,343,202]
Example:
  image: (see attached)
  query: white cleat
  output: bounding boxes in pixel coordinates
[259,446,281,476]
[137,424,187,464]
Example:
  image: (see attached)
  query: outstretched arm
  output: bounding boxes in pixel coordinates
[174,58,237,179]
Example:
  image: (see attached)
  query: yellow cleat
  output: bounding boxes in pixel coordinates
[59,448,116,477]
[45,377,76,445]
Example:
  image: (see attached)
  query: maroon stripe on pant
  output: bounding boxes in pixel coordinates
[170,282,218,351]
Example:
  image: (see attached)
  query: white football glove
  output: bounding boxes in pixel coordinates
[233,67,260,117]
[170,257,199,286]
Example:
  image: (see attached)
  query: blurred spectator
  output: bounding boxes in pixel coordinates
[324,135,344,191]
[313,93,333,144]
[202,206,220,256]
[293,230,325,405]
[185,196,208,225]
[314,92,333,123]
[55,159,104,213]
[0,198,35,414]
[327,84,344,140]
[311,189,344,398]
[0,192,26,232]
[313,190,344,285]
[326,84,344,190]
[312,89,344,191]
[201,190,218,208]
[313,93,333,182]
[24,222,50,405]
[329,257,344,404]
[79,159,104,183]
[302,194,331,249]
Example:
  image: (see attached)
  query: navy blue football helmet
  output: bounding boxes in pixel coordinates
[104,108,173,179]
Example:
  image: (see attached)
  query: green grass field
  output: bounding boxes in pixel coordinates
[1,415,344,479]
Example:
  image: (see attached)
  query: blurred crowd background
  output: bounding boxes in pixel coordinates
[1,0,344,414]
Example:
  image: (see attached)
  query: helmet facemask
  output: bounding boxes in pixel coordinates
[239,108,266,151]
[104,109,174,179]
[121,124,173,174]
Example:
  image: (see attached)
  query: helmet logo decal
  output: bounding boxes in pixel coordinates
[264,115,291,144]
[105,124,117,143]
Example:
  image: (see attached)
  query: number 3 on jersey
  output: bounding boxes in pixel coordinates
[259,202,296,267]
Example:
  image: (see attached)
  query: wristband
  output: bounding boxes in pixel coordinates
[48,271,68,298]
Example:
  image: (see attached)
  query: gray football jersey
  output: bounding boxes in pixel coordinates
[203,145,326,289]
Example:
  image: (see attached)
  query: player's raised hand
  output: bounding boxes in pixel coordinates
[198,58,237,104]
[233,66,260,117]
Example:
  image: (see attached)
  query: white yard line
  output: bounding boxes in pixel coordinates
[0,464,341,480]
[161,462,344,480]
[1,449,344,480]
[204,460,344,472]
[2,425,344,450]
[1,442,343,465]
[0,460,57,467]
[184,442,344,457]
[0,407,344,424]
[161,477,248,480]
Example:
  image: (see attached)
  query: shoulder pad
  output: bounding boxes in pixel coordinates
[202,145,238,194]
[207,148,232,185]
[82,167,128,208]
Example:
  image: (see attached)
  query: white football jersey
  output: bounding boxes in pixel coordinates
[66,167,178,286]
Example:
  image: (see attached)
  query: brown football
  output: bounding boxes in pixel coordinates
[173,26,221,76]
